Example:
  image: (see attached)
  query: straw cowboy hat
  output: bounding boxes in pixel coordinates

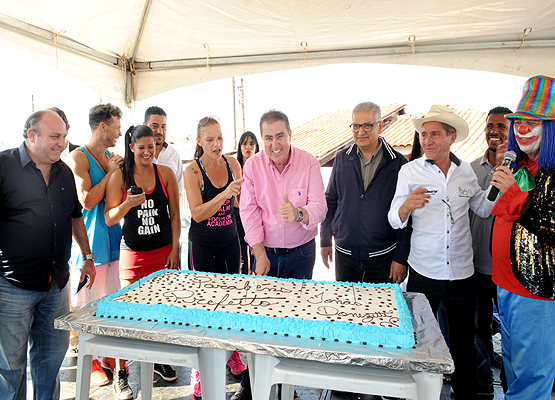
[412,105,469,143]
[505,75,555,120]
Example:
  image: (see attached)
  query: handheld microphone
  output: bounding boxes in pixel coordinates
[487,151,517,201]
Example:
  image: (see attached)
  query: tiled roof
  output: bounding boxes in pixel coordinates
[292,104,489,164]
[449,107,488,162]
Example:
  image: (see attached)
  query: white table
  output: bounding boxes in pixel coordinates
[55,292,453,400]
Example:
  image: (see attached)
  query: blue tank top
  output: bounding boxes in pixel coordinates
[70,147,122,268]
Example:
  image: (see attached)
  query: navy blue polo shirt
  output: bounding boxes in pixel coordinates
[0,143,82,291]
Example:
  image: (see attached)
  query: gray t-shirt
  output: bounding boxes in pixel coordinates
[469,152,496,275]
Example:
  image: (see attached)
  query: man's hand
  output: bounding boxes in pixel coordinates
[252,243,271,275]
[389,261,407,284]
[321,246,333,269]
[80,260,96,289]
[255,253,271,276]
[279,193,298,222]
[107,153,124,173]
[398,186,430,223]
[491,166,517,194]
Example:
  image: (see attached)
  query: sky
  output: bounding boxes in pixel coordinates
[0,41,528,156]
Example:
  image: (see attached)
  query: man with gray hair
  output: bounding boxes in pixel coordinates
[321,101,410,284]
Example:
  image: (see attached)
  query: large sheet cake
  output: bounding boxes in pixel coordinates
[97,270,415,349]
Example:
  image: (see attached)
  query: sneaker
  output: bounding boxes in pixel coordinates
[191,368,202,397]
[113,369,133,400]
[102,357,129,373]
[154,363,177,382]
[90,359,109,386]
[226,351,246,376]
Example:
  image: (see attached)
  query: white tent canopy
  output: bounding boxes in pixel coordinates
[1,0,554,104]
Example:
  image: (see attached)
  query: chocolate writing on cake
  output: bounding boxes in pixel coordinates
[115,272,400,328]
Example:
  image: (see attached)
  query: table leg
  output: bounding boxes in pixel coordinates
[140,362,154,400]
[75,332,93,400]
[197,348,231,400]
[412,371,442,400]
[251,354,280,400]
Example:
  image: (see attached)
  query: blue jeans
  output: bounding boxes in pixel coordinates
[263,239,316,279]
[0,277,70,400]
[498,287,555,400]
[474,272,496,392]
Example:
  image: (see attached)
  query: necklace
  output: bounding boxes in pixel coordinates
[198,155,233,189]
[85,145,107,173]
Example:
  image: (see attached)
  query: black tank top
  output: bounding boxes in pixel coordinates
[188,155,237,246]
[121,164,172,251]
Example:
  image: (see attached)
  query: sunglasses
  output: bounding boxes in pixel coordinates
[198,115,220,126]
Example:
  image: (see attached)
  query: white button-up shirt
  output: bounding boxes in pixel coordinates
[154,143,183,198]
[388,154,496,281]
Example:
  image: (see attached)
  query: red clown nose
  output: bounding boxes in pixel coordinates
[518,125,530,135]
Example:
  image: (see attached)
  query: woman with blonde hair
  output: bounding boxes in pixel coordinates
[184,116,244,397]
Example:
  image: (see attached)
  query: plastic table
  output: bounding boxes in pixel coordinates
[55,292,453,400]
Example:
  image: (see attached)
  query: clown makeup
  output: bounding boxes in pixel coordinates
[514,120,543,156]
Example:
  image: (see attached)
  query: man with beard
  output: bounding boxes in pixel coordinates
[144,106,183,199]
[490,75,555,400]
[66,104,132,398]
[469,106,511,398]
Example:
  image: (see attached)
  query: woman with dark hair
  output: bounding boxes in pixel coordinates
[184,116,244,397]
[105,125,180,277]
[408,130,423,161]
[236,130,259,167]
[105,125,181,387]
[235,131,259,274]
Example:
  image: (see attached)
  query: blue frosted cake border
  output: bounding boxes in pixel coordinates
[97,269,415,349]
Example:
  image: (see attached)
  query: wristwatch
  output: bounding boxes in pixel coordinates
[296,208,305,222]
[83,253,94,262]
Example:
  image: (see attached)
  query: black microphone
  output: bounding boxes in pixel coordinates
[487,151,517,201]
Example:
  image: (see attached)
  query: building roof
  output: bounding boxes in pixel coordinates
[292,104,489,164]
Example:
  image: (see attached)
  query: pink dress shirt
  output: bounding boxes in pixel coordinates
[240,146,327,249]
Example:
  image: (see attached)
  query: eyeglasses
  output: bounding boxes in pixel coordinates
[442,198,454,224]
[198,115,220,127]
[350,122,380,132]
